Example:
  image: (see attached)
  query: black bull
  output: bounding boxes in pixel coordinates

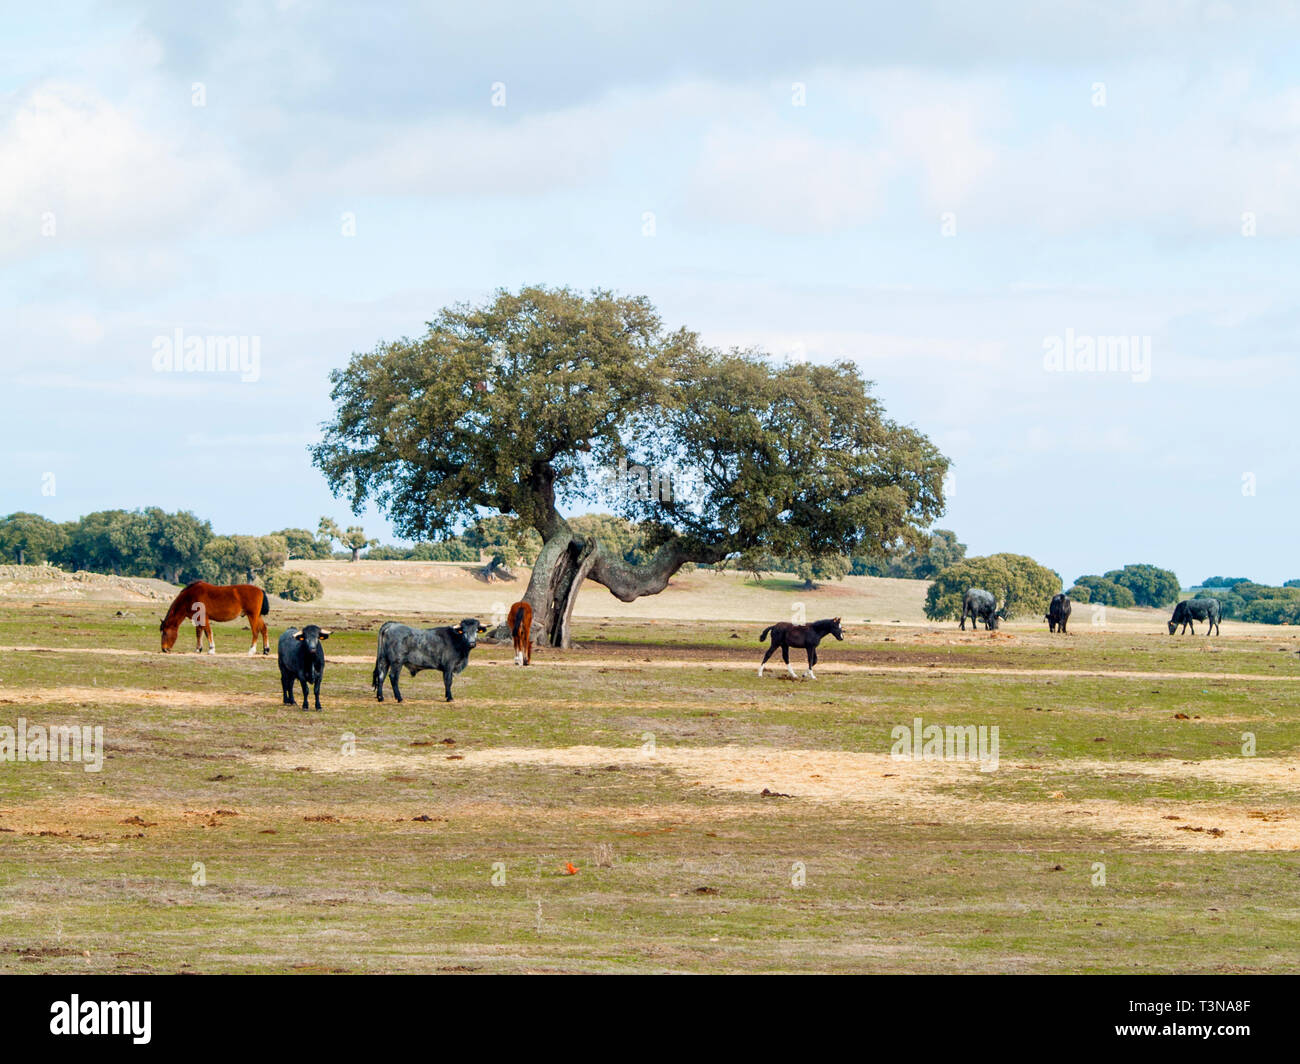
[373,619,483,702]
[960,588,1000,631]
[1046,593,1071,633]
[1168,599,1221,636]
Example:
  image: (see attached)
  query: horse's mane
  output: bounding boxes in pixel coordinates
[162,581,202,623]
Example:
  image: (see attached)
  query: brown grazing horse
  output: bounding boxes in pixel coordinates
[160,581,270,655]
[507,600,533,665]
[758,617,844,679]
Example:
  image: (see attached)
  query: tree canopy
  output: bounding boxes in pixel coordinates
[1101,564,1181,608]
[925,553,1062,621]
[851,527,966,579]
[0,512,66,566]
[312,286,949,644]
[1069,575,1137,608]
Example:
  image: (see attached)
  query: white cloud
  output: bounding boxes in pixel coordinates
[689,126,895,233]
[0,83,242,262]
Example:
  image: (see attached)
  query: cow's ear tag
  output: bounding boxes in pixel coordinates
[295,633,304,641]
[319,630,331,639]
[455,626,463,633]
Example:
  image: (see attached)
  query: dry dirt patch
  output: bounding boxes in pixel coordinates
[0,686,268,709]
[248,744,1300,852]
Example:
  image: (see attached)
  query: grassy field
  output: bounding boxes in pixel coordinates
[2,573,1299,973]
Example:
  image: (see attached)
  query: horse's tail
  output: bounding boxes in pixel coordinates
[260,587,270,615]
[510,603,530,641]
[759,625,774,643]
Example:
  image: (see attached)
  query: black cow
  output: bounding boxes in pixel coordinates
[278,625,331,710]
[373,618,482,702]
[1168,598,1221,636]
[1046,593,1071,634]
[960,588,1000,631]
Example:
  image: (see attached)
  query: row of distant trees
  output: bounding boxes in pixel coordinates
[1190,577,1300,625]
[1,505,962,596]
[924,558,1300,626]
[0,510,397,601]
[9,506,1297,625]
[0,509,702,580]
[1066,564,1181,609]
[1064,568,1300,623]
[724,529,967,590]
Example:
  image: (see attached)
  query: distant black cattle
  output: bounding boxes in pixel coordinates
[1046,593,1071,634]
[960,588,1000,631]
[278,625,330,710]
[1168,598,1221,636]
[373,618,483,702]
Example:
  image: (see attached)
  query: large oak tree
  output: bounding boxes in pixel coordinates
[311,286,949,646]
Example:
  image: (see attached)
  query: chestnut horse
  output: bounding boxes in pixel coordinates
[507,601,533,665]
[160,581,270,655]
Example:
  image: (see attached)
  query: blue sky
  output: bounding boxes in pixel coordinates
[3,1,1299,585]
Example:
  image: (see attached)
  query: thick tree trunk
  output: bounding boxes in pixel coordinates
[524,528,729,648]
[524,532,596,648]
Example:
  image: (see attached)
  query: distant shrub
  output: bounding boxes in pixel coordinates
[1196,590,1244,619]
[265,570,323,602]
[1070,576,1136,609]
[925,553,1061,621]
[1102,564,1180,608]
[410,540,480,562]
[1241,598,1300,625]
[1201,576,1254,589]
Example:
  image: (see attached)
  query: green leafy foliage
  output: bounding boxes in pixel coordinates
[273,528,333,560]
[265,570,323,602]
[925,553,1062,621]
[851,528,966,579]
[196,535,288,584]
[1241,598,1300,624]
[1069,576,1136,608]
[1201,576,1254,588]
[463,515,543,566]
[0,512,67,566]
[1192,583,1300,624]
[311,286,948,597]
[1101,564,1181,608]
[795,553,851,589]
